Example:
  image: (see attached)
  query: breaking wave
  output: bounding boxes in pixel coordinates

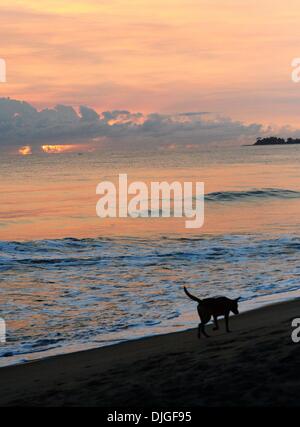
[205,188,300,202]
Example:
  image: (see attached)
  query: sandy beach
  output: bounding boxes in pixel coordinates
[0,299,300,407]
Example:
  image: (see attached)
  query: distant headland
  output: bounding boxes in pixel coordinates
[254,137,300,145]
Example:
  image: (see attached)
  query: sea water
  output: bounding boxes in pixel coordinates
[1,143,300,365]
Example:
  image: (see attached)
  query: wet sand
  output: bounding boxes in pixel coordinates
[1,299,300,407]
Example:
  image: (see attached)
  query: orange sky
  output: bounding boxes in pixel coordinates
[1,0,300,126]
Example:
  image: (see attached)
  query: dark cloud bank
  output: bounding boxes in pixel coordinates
[0,97,272,152]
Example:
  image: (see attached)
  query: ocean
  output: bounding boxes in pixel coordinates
[1,143,300,366]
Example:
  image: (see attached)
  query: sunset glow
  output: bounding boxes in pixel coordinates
[1,1,300,125]
[18,146,32,156]
[41,145,79,154]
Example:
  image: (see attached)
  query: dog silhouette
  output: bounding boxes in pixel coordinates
[184,287,240,338]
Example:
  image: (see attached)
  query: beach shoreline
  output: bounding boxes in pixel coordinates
[2,287,300,369]
[1,298,300,407]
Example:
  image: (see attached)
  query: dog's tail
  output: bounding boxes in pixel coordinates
[184,286,202,303]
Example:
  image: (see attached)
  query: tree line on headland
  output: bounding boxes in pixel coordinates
[254,137,300,145]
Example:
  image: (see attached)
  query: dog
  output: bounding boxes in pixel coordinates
[184,287,240,338]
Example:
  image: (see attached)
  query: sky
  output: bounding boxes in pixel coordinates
[1,0,300,152]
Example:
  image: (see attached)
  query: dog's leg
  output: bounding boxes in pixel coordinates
[225,313,231,333]
[201,322,210,338]
[198,323,201,339]
[213,315,219,331]
[199,313,211,338]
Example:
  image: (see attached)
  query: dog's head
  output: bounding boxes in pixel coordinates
[231,297,241,315]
